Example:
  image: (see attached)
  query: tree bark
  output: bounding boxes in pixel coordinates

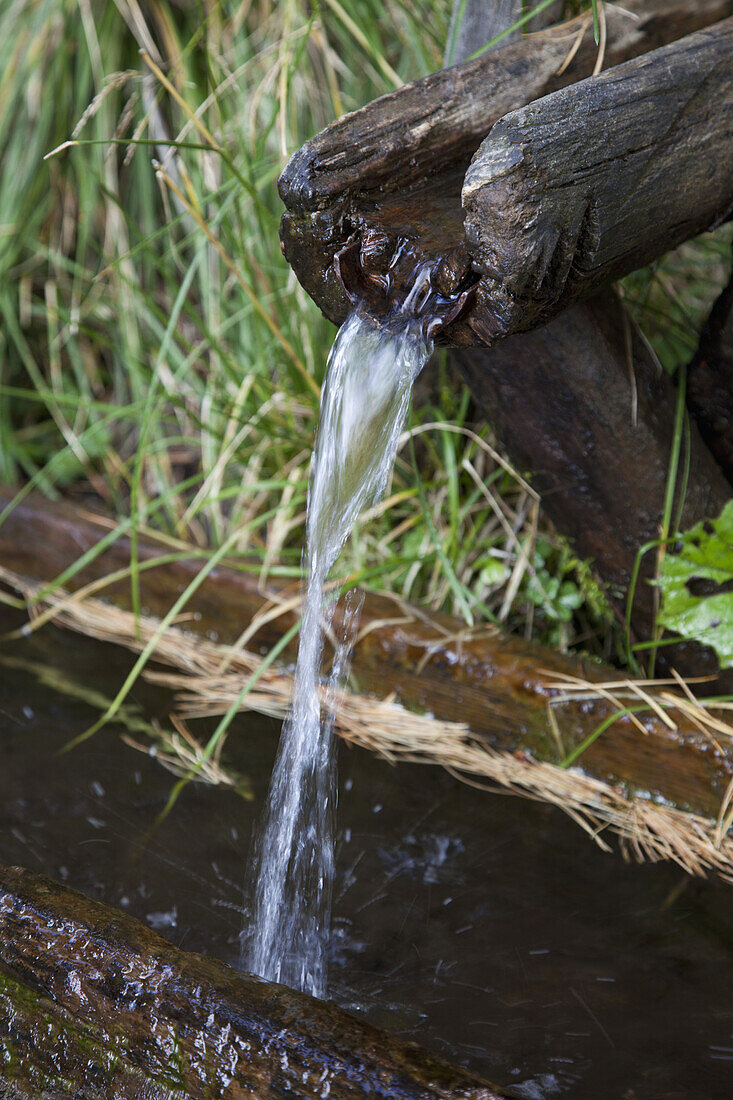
[0,865,508,1099]
[462,18,733,340]
[687,265,733,484]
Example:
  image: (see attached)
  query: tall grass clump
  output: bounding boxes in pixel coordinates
[0,0,730,677]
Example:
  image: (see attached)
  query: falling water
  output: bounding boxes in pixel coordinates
[248,306,432,997]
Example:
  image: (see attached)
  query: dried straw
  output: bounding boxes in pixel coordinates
[3,563,733,883]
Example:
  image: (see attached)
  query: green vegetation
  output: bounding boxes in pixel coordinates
[656,501,733,669]
[0,0,730,674]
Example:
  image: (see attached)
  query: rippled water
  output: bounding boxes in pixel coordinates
[2,615,733,1098]
[247,310,432,996]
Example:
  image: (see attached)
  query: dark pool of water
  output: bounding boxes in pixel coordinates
[0,610,731,1098]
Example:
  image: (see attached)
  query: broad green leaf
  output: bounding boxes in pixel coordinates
[655,500,733,667]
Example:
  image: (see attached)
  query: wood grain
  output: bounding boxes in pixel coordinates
[463,18,733,338]
[278,0,733,344]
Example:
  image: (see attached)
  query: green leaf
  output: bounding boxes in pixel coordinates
[478,558,509,587]
[655,500,733,668]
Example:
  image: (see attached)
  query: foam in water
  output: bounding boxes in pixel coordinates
[248,308,432,996]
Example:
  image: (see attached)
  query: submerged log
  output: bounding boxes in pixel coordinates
[278,0,733,344]
[453,292,733,671]
[0,865,508,1099]
[1,489,733,832]
[463,18,733,339]
[687,266,733,485]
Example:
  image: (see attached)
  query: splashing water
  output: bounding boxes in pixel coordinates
[248,309,432,996]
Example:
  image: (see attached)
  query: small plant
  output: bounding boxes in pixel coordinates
[655,501,733,669]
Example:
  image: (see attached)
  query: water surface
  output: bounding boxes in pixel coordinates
[0,612,731,1098]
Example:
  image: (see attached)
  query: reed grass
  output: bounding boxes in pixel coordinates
[0,0,730,698]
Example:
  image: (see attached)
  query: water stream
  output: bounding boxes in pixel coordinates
[247,307,432,995]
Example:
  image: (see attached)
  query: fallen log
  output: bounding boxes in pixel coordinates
[453,291,733,672]
[0,864,508,1099]
[687,265,733,485]
[278,0,733,344]
[463,18,733,339]
[2,489,733,871]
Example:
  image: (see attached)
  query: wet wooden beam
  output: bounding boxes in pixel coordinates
[463,18,733,340]
[688,265,733,485]
[1,489,733,825]
[0,864,508,1099]
[278,0,733,344]
[452,292,733,678]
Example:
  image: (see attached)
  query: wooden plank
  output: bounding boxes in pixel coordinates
[1,489,733,825]
[0,865,508,1099]
[463,18,733,339]
[278,0,733,343]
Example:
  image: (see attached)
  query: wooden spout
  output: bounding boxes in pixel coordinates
[278,0,733,345]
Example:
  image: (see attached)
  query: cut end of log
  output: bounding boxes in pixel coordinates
[461,113,604,333]
[461,131,525,203]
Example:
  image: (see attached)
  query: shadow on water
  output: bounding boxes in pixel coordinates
[0,606,732,1098]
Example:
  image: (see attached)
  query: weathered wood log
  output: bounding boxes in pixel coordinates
[281,1,733,674]
[1,489,733,828]
[463,18,733,340]
[453,292,733,676]
[441,3,733,677]
[278,0,733,344]
[687,265,733,484]
[0,864,508,1099]
[440,3,730,670]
